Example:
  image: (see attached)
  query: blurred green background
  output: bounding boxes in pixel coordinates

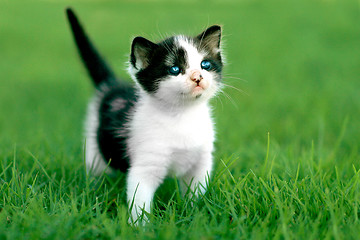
[1,0,360,238]
[1,0,359,173]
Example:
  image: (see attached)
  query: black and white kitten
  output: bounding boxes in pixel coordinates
[66,8,223,223]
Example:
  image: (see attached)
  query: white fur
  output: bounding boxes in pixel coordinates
[84,91,115,176]
[126,94,215,221]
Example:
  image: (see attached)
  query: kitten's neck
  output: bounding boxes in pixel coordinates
[139,91,210,116]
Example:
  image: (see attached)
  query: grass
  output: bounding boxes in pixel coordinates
[1,0,360,239]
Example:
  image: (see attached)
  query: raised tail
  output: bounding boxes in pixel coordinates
[66,8,117,88]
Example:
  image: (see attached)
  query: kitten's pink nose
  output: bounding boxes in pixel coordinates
[190,70,203,84]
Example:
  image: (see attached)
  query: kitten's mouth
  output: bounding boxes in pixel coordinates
[192,85,204,96]
[190,80,209,97]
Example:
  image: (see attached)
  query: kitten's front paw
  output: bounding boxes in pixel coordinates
[128,216,148,226]
[128,205,149,226]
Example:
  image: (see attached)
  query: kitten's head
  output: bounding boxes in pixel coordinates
[128,25,223,106]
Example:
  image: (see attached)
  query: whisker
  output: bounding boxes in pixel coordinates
[223,76,248,82]
[218,88,239,109]
[221,83,249,96]
[214,92,224,111]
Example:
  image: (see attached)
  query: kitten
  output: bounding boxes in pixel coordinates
[66,8,223,223]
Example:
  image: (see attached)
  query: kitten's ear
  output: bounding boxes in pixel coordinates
[196,25,222,52]
[130,37,157,70]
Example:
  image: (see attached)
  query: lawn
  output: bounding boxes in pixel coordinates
[1,0,360,239]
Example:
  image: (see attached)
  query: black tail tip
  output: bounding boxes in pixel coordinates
[66,7,80,27]
[65,7,75,19]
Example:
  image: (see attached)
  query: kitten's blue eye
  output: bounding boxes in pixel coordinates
[201,60,212,70]
[169,66,180,75]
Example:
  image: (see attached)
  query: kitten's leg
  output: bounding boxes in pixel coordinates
[181,151,213,197]
[126,158,168,224]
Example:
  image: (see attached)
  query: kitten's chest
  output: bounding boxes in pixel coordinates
[130,102,215,149]
[152,106,213,146]
[169,147,204,176]
[152,111,214,176]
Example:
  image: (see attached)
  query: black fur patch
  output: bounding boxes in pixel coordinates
[130,37,158,70]
[97,82,137,172]
[135,37,188,93]
[194,25,223,77]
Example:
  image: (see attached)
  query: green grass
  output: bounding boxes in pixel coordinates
[1,0,360,239]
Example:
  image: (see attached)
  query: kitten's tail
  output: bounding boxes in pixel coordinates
[66,8,117,89]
